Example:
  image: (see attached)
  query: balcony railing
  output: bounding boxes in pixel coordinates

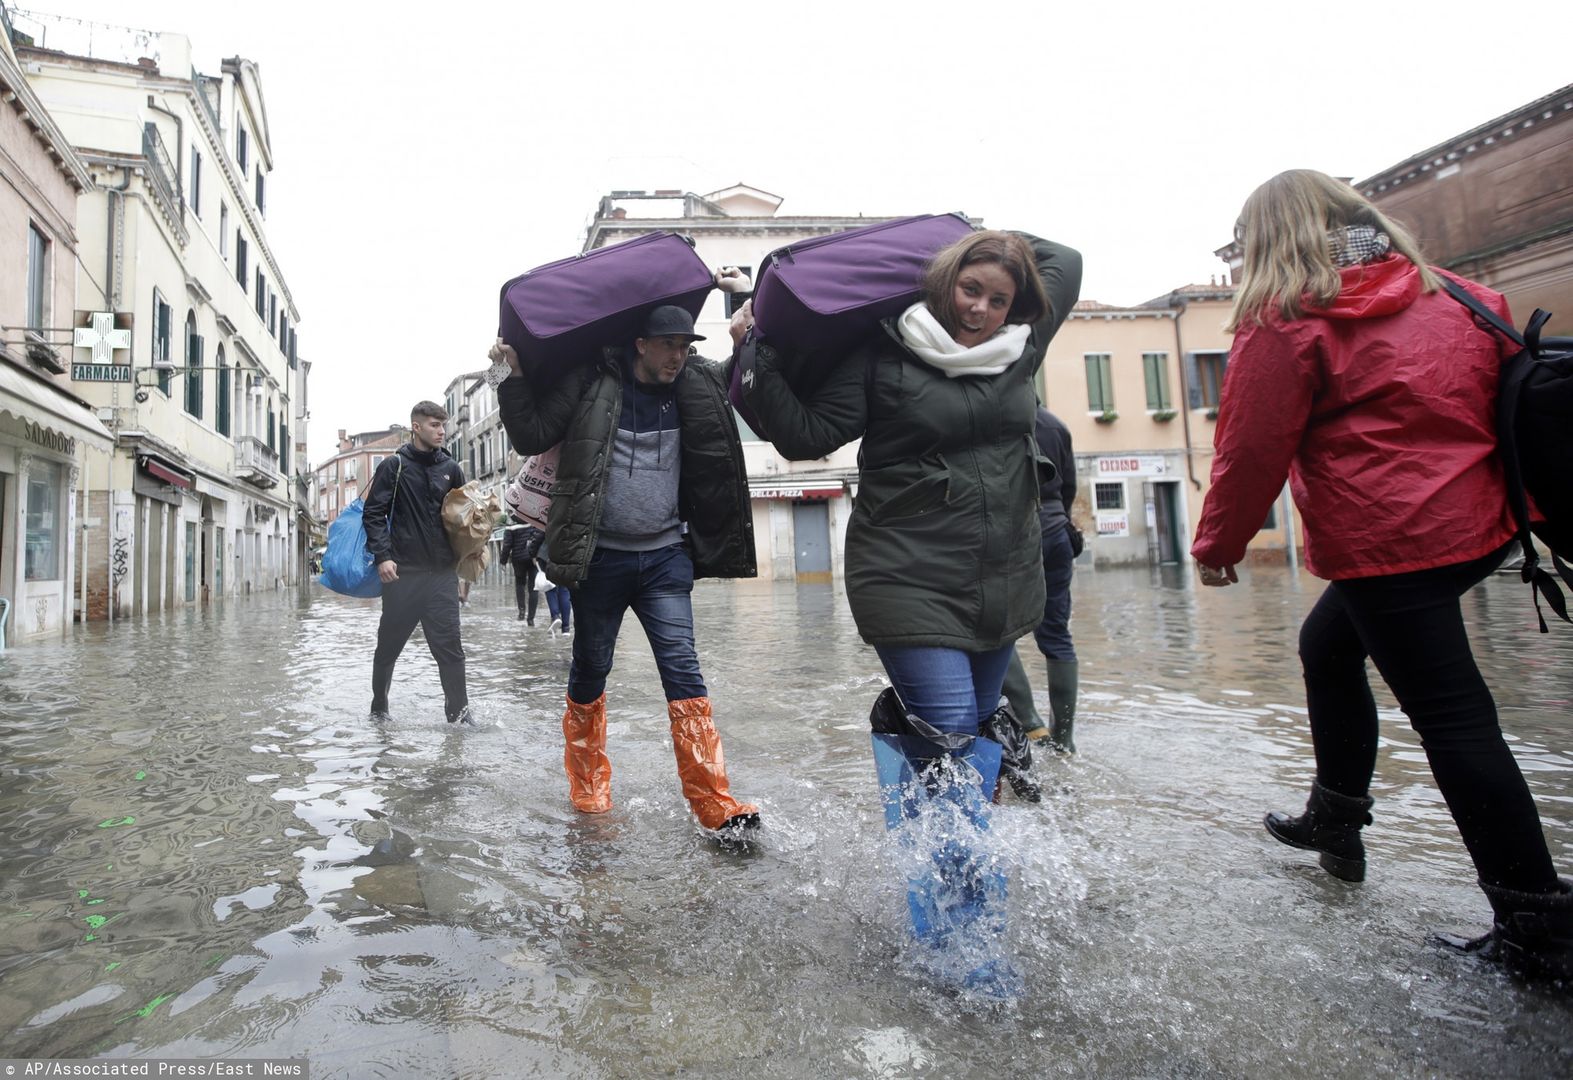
[141,122,181,222]
[234,435,280,489]
[194,74,222,132]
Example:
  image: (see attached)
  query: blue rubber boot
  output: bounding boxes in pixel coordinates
[870,688,1019,1000]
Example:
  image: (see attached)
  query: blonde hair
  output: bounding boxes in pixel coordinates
[1227,169,1441,332]
[921,230,1050,338]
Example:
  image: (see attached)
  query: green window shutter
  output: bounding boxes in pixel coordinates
[1143,353,1170,410]
[1085,354,1111,412]
[217,362,231,435]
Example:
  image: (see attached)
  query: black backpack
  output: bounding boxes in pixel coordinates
[1444,279,1573,630]
[521,526,545,560]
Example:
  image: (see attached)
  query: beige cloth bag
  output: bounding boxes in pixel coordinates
[442,483,501,583]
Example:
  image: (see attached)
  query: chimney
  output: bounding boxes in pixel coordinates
[338,428,349,452]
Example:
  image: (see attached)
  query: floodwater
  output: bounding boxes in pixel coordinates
[1,565,1570,1078]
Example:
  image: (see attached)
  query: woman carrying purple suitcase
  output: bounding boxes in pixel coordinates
[739,229,1080,992]
[741,229,1080,747]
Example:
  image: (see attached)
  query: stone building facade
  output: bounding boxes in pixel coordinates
[14,12,307,619]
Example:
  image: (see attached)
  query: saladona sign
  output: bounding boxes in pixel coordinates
[23,418,75,456]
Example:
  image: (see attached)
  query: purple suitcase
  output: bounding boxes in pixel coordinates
[732,213,973,413]
[751,213,972,349]
[730,212,972,418]
[499,231,714,387]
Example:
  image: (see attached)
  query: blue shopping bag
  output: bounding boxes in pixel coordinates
[319,498,381,598]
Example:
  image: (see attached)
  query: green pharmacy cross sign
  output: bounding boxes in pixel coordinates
[72,311,132,383]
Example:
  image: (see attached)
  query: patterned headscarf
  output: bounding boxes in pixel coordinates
[1328,225,1392,267]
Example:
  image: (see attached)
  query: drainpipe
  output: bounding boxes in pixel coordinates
[106,167,132,626]
[106,167,132,307]
[1168,292,1203,492]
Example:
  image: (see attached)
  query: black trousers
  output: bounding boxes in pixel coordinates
[1299,543,1556,891]
[371,569,467,721]
[512,561,538,619]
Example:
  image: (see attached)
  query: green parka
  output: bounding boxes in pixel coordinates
[496,348,757,587]
[743,235,1081,650]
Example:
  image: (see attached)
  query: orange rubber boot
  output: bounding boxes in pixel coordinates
[667,697,759,831]
[562,693,611,813]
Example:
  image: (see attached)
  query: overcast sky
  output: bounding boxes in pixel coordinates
[21,0,1572,463]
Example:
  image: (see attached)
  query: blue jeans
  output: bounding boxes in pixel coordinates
[874,643,1017,737]
[1032,524,1077,661]
[545,586,572,630]
[567,544,706,705]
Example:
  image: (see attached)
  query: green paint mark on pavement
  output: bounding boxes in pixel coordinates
[133,771,146,781]
[115,992,174,1023]
[83,912,125,940]
[204,952,225,968]
[105,962,121,972]
[97,817,135,828]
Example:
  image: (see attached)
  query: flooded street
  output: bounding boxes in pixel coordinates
[1,565,1570,1078]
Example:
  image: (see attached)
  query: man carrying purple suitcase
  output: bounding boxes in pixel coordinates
[489,299,761,837]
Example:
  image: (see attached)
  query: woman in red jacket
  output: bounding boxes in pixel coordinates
[1192,169,1570,983]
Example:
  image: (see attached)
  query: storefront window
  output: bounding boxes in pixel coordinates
[25,460,61,580]
[185,521,197,602]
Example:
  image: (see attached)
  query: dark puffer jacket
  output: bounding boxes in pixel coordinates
[362,443,466,572]
[1035,407,1077,544]
[743,235,1081,650]
[497,349,756,587]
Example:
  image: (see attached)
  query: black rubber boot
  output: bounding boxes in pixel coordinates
[980,701,1041,803]
[370,662,395,719]
[1046,659,1078,754]
[1263,778,1374,882]
[1435,877,1573,985]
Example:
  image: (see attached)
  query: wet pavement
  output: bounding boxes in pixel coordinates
[1,565,1570,1078]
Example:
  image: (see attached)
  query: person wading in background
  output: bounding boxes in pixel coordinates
[500,517,543,623]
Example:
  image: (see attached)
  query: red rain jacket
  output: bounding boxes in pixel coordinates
[1191,257,1517,580]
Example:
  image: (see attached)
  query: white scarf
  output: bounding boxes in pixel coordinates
[895,302,1031,378]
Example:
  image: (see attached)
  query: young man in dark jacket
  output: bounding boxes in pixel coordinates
[489,303,760,835]
[362,401,469,723]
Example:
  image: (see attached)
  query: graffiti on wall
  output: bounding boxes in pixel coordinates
[111,534,130,586]
[111,506,133,591]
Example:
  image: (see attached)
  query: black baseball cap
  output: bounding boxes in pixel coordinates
[640,305,705,341]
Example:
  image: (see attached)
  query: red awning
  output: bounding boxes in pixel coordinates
[142,458,192,489]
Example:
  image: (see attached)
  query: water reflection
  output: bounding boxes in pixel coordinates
[0,566,1569,1076]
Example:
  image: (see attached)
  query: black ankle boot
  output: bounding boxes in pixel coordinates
[1264,778,1374,882]
[1445,877,1573,984]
